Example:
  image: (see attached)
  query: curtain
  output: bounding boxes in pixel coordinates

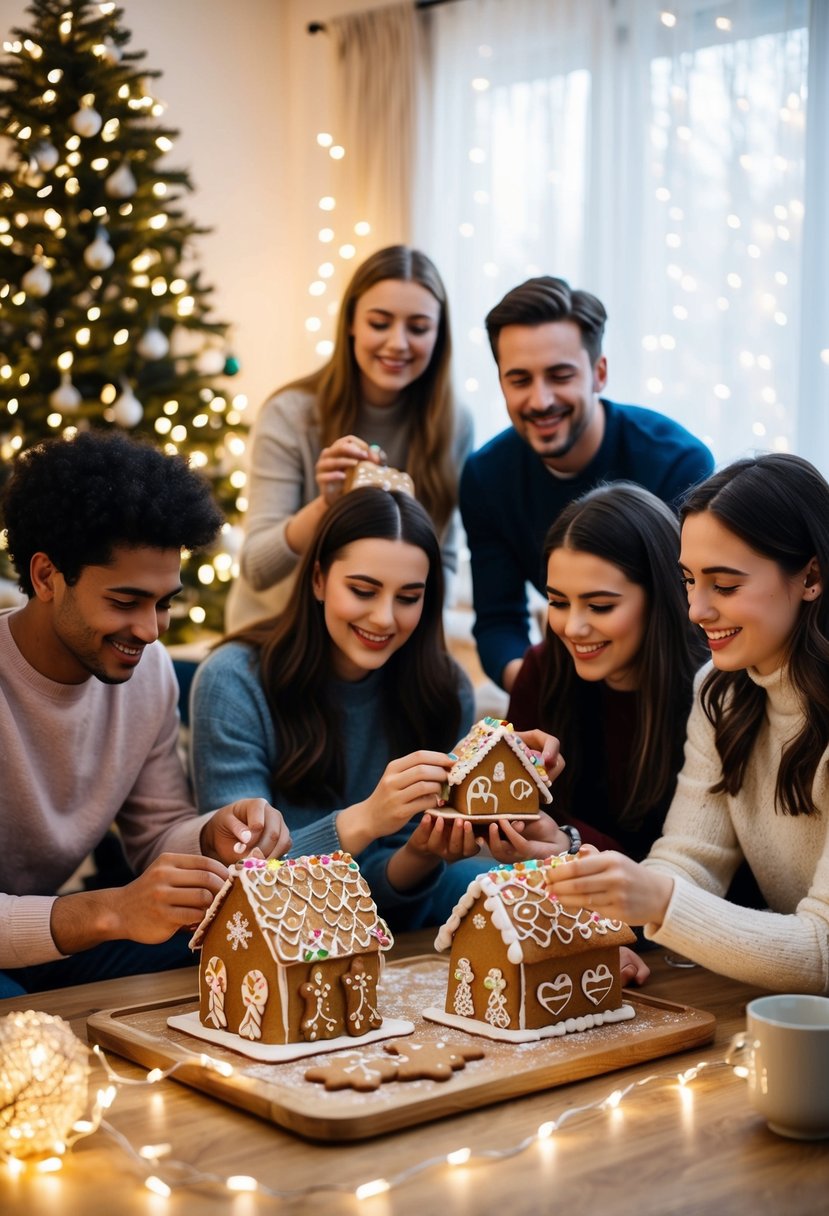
[415,0,822,469]
[328,1,422,249]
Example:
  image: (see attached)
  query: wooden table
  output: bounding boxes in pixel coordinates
[2,932,828,1215]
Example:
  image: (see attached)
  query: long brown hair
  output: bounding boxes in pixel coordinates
[282,245,457,534]
[681,454,829,816]
[537,482,706,828]
[226,488,462,803]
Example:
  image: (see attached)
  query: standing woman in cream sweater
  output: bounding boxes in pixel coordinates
[226,246,472,629]
[546,453,829,994]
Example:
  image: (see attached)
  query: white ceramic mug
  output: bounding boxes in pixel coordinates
[729,994,829,1140]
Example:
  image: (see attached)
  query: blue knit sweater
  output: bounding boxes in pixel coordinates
[189,641,483,927]
[460,399,714,684]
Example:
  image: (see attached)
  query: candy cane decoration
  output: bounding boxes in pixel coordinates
[239,969,269,1040]
[204,956,228,1029]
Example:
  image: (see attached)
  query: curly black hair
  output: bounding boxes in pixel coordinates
[2,431,224,597]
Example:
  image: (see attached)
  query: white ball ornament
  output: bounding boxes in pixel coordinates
[196,346,226,376]
[83,231,115,271]
[101,37,122,65]
[137,326,169,360]
[105,162,137,199]
[0,1009,91,1158]
[69,105,103,138]
[49,373,81,412]
[35,141,59,171]
[21,263,52,297]
[112,384,143,427]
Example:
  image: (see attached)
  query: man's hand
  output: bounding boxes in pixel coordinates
[200,798,292,863]
[50,852,230,954]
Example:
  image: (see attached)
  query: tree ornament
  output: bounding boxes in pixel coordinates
[137,325,169,360]
[101,37,122,66]
[223,352,241,376]
[49,372,81,412]
[34,141,59,171]
[0,1009,91,1158]
[196,346,226,376]
[83,229,114,270]
[21,262,52,297]
[105,162,137,199]
[112,383,143,427]
[69,105,103,138]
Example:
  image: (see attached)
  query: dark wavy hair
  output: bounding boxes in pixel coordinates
[485,276,607,366]
[2,430,223,596]
[536,482,706,828]
[681,454,829,816]
[226,487,463,803]
[282,245,458,535]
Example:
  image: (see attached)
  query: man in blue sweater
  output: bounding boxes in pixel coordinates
[460,277,714,691]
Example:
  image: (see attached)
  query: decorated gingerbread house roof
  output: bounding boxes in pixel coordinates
[189,851,393,966]
[434,857,633,965]
[446,718,553,804]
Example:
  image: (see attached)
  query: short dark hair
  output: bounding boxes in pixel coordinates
[2,430,223,596]
[485,276,607,365]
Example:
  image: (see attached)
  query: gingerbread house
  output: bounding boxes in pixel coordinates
[188,852,394,1046]
[423,857,636,1042]
[443,717,553,820]
[343,460,415,495]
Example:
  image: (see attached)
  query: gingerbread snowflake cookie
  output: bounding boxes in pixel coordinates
[304,1054,399,1092]
[383,1039,485,1080]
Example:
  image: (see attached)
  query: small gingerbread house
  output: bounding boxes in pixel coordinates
[444,718,553,820]
[343,460,415,495]
[425,858,636,1042]
[188,852,393,1046]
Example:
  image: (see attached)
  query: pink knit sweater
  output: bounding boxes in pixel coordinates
[0,609,206,967]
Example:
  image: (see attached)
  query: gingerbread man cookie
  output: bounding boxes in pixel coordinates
[304,1054,399,1092]
[383,1039,486,1081]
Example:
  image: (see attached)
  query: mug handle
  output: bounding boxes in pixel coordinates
[726,1031,750,1076]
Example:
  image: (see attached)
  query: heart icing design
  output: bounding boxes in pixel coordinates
[536,973,573,1018]
[582,964,613,1006]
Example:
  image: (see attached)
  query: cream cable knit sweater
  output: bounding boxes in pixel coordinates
[643,662,829,992]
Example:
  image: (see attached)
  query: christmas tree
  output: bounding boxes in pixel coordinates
[0,0,248,640]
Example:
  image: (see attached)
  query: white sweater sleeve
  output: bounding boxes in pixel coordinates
[642,682,829,993]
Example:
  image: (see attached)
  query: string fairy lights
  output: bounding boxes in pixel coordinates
[1,1020,735,1204]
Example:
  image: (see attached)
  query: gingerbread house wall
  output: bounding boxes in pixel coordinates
[198,883,383,1044]
[450,741,541,816]
[444,899,624,1032]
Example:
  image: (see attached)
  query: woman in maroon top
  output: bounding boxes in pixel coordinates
[495,482,706,863]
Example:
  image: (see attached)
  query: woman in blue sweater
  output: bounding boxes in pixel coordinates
[191,488,534,928]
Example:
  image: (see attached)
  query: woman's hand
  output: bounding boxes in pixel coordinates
[315,435,384,504]
[485,812,572,863]
[337,750,454,854]
[406,812,482,862]
[620,946,651,986]
[545,849,674,927]
[513,728,565,785]
[200,798,292,863]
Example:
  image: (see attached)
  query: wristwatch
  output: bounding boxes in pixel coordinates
[559,824,582,855]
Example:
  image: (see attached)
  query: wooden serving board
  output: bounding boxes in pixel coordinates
[86,955,715,1142]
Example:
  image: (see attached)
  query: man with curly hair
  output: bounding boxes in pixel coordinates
[0,430,291,996]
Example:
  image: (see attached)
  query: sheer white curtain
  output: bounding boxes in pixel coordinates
[328,1,422,248]
[415,0,824,470]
